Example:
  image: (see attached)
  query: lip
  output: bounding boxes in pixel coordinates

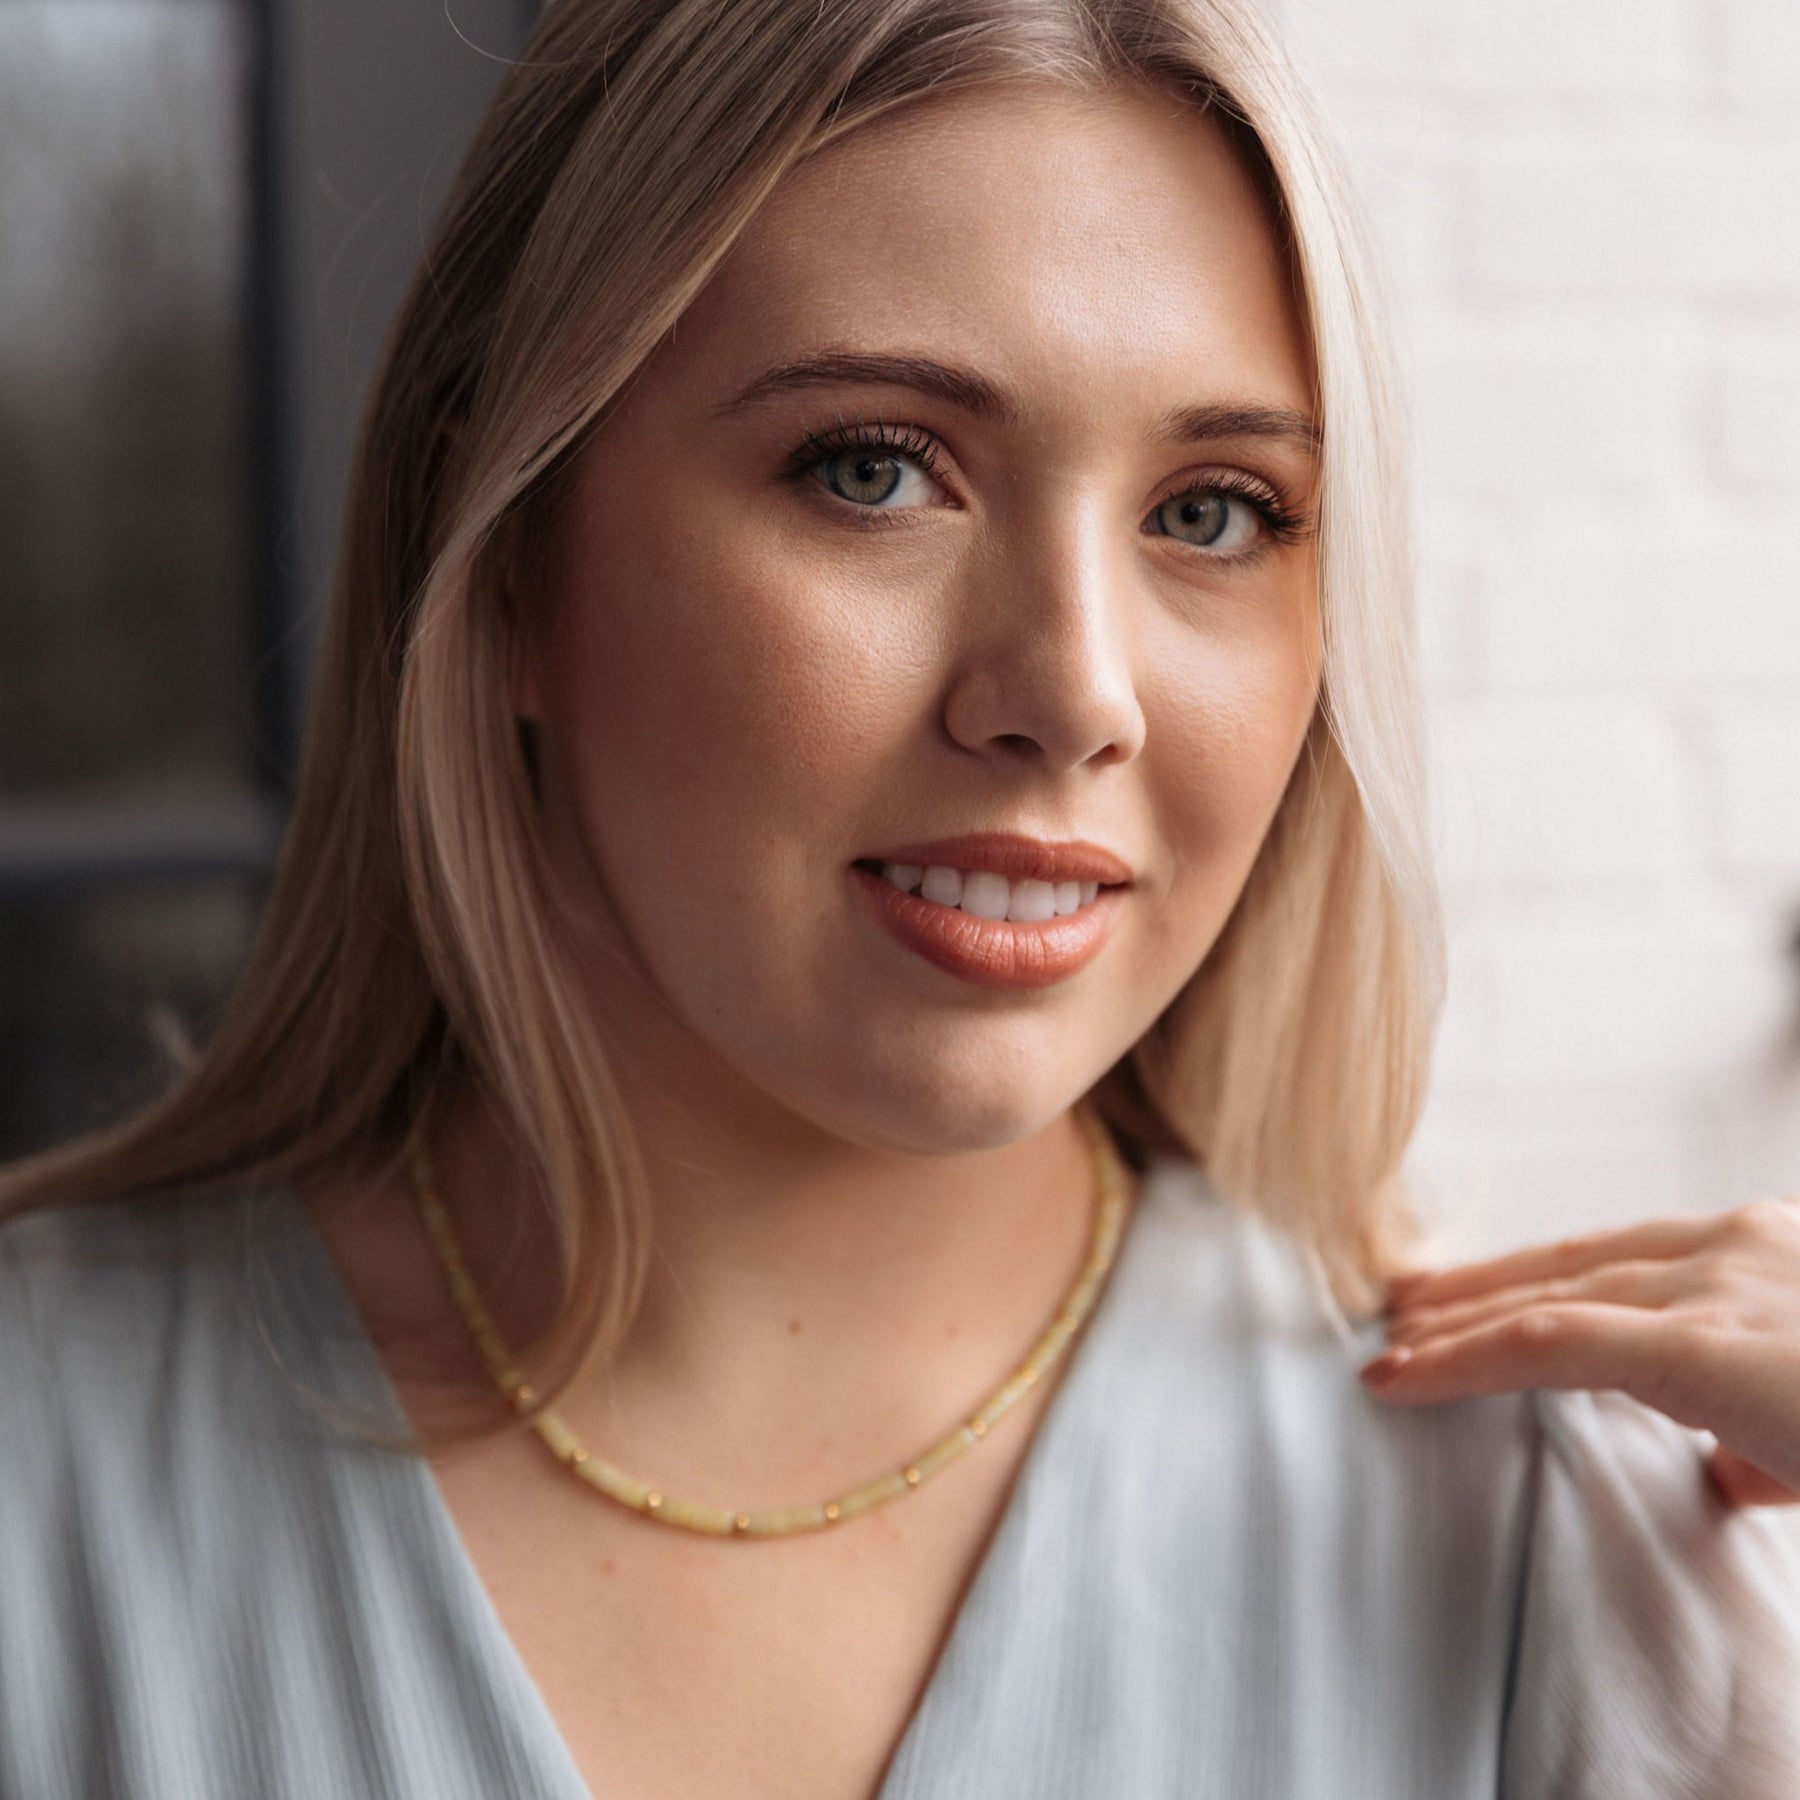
[848,864,1126,991]
[856,834,1134,887]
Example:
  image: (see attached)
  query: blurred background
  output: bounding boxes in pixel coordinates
[0,0,528,1158]
[1282,0,1800,1253]
[1,0,1795,1255]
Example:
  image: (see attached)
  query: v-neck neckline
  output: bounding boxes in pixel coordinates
[263,1151,1179,1800]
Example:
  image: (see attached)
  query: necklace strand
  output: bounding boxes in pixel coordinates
[406,1102,1129,1539]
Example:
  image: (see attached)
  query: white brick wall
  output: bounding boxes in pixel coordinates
[1281,0,1800,1255]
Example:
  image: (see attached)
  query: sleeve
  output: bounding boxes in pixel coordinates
[1499,1386,1800,1800]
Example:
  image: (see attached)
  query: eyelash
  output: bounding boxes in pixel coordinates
[787,416,948,486]
[784,416,1313,561]
[1157,471,1313,556]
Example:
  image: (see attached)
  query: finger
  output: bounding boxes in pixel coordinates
[1386,1258,1686,1346]
[1383,1211,1728,1311]
[1707,1444,1800,1509]
[1360,1301,1680,1407]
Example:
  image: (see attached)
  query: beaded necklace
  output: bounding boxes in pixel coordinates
[406,1101,1128,1538]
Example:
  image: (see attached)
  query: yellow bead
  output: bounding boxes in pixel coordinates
[404,1097,1125,1541]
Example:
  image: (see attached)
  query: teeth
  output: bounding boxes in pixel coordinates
[919,865,962,906]
[880,863,1106,919]
[961,871,1011,919]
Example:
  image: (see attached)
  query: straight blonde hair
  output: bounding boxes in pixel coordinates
[1,0,1446,1448]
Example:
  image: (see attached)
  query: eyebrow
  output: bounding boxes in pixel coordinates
[711,351,1320,459]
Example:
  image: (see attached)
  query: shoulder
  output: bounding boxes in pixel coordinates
[0,1177,374,1540]
[975,1157,1544,1784]
[1106,1151,1538,1490]
[0,1182,499,1796]
[1082,1162,1800,1790]
[0,1184,260,1414]
[1500,1382,1800,1797]
[1083,1154,1541,1615]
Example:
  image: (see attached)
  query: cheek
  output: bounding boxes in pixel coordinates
[1143,597,1320,920]
[536,493,927,873]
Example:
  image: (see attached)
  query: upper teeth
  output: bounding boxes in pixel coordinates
[881,863,1100,922]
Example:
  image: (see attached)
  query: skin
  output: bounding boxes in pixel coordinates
[1370,1194,1800,1508]
[306,77,1324,1797]
[466,75,1324,1424]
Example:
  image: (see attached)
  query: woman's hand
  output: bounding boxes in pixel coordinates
[1361,1196,1800,1508]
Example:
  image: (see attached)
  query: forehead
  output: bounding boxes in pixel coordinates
[678,79,1315,425]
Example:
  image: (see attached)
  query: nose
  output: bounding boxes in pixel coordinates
[940,501,1148,772]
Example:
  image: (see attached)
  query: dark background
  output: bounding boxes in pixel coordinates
[0,0,534,1159]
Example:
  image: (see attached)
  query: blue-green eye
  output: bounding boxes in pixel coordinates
[815,448,931,507]
[1150,488,1261,554]
[791,418,947,510]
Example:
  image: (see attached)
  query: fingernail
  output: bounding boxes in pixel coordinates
[1361,1347,1414,1384]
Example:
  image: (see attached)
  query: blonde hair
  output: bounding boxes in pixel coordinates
[1,0,1445,1446]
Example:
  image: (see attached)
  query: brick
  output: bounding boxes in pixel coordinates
[1480,532,1800,692]
[1718,1069,1800,1205]
[1423,932,1497,1084]
[1407,1092,1721,1254]
[1335,133,1463,310]
[1469,144,1800,297]
[1705,708,1800,877]
[1277,0,1448,95]
[1450,0,1696,101]
[1416,335,1679,497]
[1429,698,1691,887]
[1718,356,1800,488]
[1414,515,1482,695]
[1468,905,1791,1084]
[1275,0,1800,1269]
[1720,0,1800,109]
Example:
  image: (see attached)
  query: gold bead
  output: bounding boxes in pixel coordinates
[403,1098,1125,1542]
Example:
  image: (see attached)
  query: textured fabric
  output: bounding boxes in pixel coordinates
[4,1152,1800,1798]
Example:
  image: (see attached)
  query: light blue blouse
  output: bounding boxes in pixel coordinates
[4,1150,1800,1798]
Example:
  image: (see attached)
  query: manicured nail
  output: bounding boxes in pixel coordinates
[1361,1347,1414,1384]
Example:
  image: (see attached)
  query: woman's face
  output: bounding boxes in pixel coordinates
[513,79,1322,1156]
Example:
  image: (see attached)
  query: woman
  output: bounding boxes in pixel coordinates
[4,1,1800,1795]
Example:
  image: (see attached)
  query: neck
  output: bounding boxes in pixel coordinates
[373,1067,1134,1494]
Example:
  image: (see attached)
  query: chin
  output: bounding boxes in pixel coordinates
[786,1042,1103,1160]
